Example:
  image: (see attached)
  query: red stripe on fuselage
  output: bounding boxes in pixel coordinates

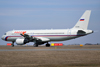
[5,35,84,41]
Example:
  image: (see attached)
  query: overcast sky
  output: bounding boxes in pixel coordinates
[0,0,100,45]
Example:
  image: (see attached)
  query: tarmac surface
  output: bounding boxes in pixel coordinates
[0,48,100,51]
[0,45,100,67]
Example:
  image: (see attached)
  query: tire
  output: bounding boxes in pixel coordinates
[34,44,38,47]
[12,44,14,47]
[12,41,14,47]
[46,44,50,47]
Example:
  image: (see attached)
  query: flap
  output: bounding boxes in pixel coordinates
[36,37,50,42]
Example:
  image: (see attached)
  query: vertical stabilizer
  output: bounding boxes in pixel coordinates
[73,10,91,30]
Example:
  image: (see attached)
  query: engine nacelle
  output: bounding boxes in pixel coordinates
[16,38,29,45]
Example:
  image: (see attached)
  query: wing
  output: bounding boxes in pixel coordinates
[20,33,50,46]
[20,33,50,42]
[20,33,33,41]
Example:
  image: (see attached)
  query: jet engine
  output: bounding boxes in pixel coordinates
[16,38,29,45]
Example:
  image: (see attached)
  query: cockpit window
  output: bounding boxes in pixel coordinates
[4,33,6,35]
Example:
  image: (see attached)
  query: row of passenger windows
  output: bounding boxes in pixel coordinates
[33,33,64,34]
[12,33,64,35]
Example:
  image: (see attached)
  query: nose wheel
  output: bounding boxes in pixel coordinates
[11,41,14,47]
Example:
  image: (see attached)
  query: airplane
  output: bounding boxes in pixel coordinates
[1,10,93,47]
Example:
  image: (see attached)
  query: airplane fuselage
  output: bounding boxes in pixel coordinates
[2,29,92,42]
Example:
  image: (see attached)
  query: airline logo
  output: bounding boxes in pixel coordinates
[14,31,26,35]
[80,19,84,21]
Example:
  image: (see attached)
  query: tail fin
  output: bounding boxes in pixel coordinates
[73,10,91,30]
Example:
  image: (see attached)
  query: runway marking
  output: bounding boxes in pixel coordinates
[0,49,100,51]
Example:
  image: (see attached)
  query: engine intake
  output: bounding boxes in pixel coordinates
[16,38,29,45]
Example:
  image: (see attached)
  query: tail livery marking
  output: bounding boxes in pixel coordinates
[80,19,85,21]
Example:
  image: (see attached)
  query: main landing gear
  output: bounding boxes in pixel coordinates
[34,43,38,47]
[46,42,50,47]
[33,40,38,47]
[33,42,50,47]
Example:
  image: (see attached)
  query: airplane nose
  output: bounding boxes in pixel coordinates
[1,35,5,40]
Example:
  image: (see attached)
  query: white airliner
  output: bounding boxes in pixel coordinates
[1,10,93,47]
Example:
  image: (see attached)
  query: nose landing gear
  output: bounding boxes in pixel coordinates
[11,41,14,47]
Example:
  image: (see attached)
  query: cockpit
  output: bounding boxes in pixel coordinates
[1,31,12,40]
[4,33,6,35]
[4,31,13,35]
